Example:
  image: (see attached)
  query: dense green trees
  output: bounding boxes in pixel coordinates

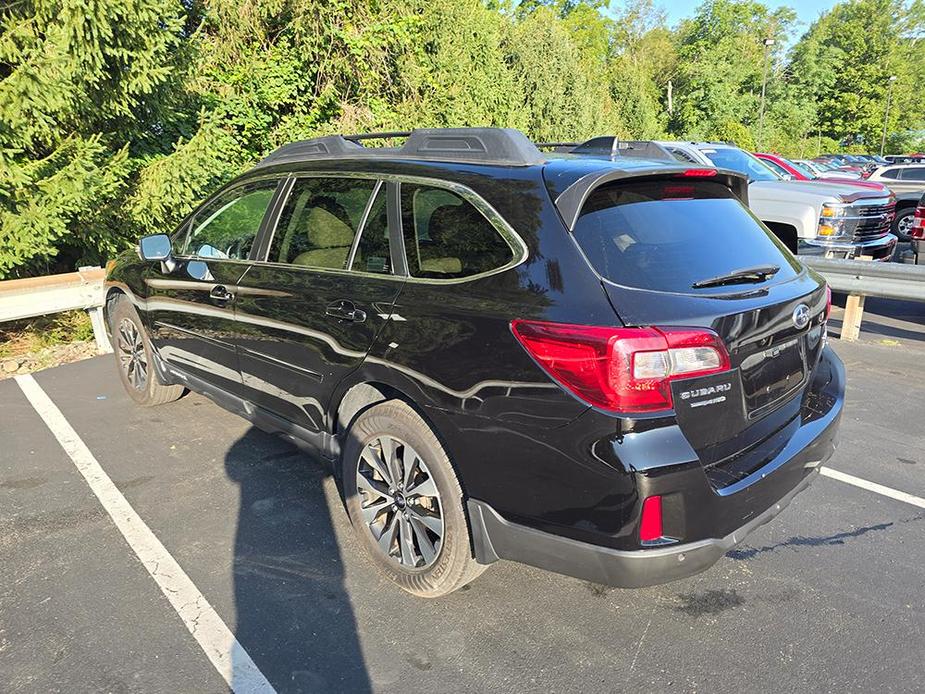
[2,0,925,278]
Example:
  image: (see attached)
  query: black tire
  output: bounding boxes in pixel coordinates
[109,297,184,406]
[892,207,915,241]
[341,400,486,597]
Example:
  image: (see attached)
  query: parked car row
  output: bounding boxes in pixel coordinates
[557,138,899,261]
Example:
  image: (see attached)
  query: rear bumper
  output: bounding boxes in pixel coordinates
[469,468,818,588]
[468,347,845,588]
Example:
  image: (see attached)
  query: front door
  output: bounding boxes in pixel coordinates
[145,177,282,395]
[233,176,405,432]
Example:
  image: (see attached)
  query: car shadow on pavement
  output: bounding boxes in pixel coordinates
[224,427,371,693]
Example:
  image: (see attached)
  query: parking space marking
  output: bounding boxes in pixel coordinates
[14,374,277,694]
[822,466,925,509]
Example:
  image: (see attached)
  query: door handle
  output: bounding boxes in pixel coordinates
[326,300,366,323]
[209,285,235,304]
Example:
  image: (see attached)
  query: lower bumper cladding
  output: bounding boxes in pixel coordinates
[468,469,818,588]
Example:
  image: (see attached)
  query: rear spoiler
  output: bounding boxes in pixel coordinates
[554,166,750,231]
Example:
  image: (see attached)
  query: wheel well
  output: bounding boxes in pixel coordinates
[763,222,799,254]
[104,288,127,332]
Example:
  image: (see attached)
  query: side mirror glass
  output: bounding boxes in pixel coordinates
[139,234,173,262]
[186,260,214,282]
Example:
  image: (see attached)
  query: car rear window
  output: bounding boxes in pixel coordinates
[571,179,798,293]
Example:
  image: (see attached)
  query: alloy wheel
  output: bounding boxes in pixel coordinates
[897,213,914,239]
[117,318,148,391]
[356,435,444,569]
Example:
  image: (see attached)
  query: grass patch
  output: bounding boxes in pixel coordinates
[0,310,95,360]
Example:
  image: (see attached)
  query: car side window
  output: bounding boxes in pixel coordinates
[400,184,513,280]
[183,180,278,260]
[350,185,392,274]
[269,177,377,269]
[880,168,900,179]
[900,168,925,181]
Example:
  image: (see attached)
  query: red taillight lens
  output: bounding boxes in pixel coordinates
[911,206,925,240]
[510,320,731,414]
[640,495,663,543]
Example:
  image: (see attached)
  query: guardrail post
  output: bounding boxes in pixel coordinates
[841,293,866,342]
[87,306,112,354]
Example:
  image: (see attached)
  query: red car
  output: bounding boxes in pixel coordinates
[754,152,888,193]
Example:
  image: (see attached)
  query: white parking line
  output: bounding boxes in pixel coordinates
[15,374,277,694]
[821,466,925,509]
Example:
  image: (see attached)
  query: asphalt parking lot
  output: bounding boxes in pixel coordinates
[2,335,924,693]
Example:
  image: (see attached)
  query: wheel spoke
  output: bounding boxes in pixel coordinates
[406,476,438,499]
[402,445,421,489]
[361,448,392,486]
[408,505,442,535]
[360,497,392,526]
[381,437,403,490]
[409,516,437,564]
[356,472,392,501]
[377,513,399,555]
[398,516,418,566]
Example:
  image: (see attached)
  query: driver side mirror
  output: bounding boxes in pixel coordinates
[139,233,176,272]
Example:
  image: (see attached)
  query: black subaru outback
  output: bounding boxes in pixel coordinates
[104,128,844,597]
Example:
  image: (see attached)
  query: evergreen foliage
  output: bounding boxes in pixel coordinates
[2,0,924,277]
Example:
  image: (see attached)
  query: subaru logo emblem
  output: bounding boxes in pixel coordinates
[792,303,810,329]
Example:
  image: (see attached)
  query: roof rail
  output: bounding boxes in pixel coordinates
[256,127,546,168]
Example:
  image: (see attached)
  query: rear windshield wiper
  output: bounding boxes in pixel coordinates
[692,264,780,289]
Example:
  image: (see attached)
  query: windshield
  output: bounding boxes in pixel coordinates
[700,147,780,182]
[571,179,798,293]
[785,158,816,179]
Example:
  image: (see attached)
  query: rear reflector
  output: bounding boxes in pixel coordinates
[510,320,731,414]
[640,496,663,543]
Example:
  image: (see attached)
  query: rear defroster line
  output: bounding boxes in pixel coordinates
[14,374,277,694]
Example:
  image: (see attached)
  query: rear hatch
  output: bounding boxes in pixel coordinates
[567,175,828,488]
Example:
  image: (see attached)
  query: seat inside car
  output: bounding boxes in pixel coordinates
[281,194,355,268]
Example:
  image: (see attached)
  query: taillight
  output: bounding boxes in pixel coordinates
[639,495,664,543]
[911,206,925,240]
[510,320,731,414]
[825,285,832,322]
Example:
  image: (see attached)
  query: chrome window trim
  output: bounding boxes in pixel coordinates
[346,179,384,273]
[257,170,528,285]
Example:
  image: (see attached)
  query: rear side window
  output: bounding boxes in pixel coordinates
[269,177,377,268]
[900,168,925,181]
[571,180,798,293]
[400,184,513,279]
[880,168,900,179]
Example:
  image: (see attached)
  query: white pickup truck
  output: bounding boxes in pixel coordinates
[659,142,898,261]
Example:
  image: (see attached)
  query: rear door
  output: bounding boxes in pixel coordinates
[145,177,283,394]
[233,175,405,432]
[570,176,828,476]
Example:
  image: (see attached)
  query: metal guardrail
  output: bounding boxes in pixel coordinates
[801,256,925,341]
[0,267,112,353]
